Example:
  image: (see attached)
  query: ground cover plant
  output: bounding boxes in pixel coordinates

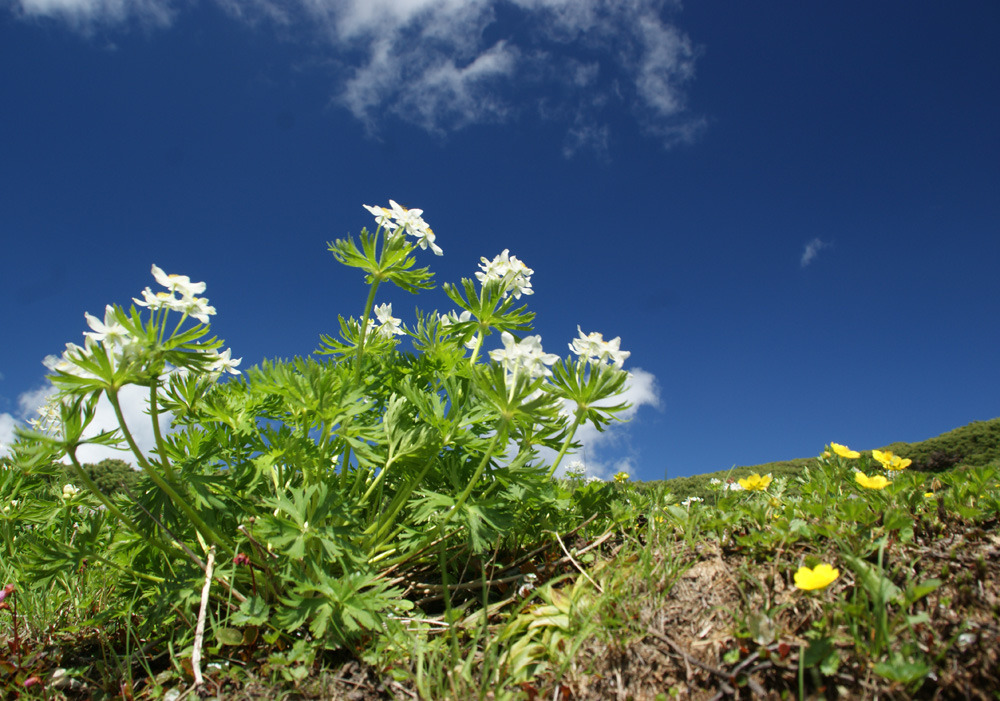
[1,203,998,699]
[652,418,1000,503]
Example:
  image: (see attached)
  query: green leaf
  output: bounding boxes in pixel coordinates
[232,596,269,627]
[883,507,914,542]
[215,627,244,646]
[842,554,903,604]
[905,578,942,606]
[873,655,930,684]
[803,637,836,669]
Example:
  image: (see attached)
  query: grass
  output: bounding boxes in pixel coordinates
[2,420,999,700]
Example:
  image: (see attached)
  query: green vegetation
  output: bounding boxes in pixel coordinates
[3,423,998,699]
[2,202,997,699]
[653,417,1000,502]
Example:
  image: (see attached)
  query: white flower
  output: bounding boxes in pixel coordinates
[569,327,630,368]
[29,398,63,434]
[84,305,130,346]
[439,310,472,327]
[62,484,80,499]
[476,250,534,299]
[363,204,398,233]
[150,264,207,298]
[365,200,442,254]
[136,266,215,323]
[176,296,216,324]
[565,460,586,478]
[391,205,441,255]
[44,342,97,379]
[133,287,178,311]
[207,348,242,375]
[680,496,704,507]
[489,331,559,379]
[373,303,406,338]
[413,226,443,256]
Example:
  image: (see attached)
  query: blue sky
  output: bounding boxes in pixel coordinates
[2,0,998,480]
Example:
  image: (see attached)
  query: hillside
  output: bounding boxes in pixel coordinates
[654,417,1000,500]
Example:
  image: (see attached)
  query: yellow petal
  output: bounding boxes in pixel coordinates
[855,472,888,490]
[831,442,860,459]
[795,563,839,591]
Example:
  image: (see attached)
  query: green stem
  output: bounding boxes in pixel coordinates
[468,330,485,367]
[340,278,383,489]
[353,279,383,381]
[66,450,140,532]
[106,388,233,554]
[359,452,396,504]
[547,410,585,478]
[66,449,180,562]
[440,430,504,531]
[148,384,176,481]
[364,451,438,543]
[86,550,167,585]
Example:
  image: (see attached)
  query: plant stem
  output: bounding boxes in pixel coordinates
[106,388,233,554]
[548,410,585,478]
[147,384,176,481]
[66,450,141,532]
[441,430,504,529]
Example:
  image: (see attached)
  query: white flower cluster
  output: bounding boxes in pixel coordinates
[372,303,406,338]
[476,249,534,299]
[568,326,630,368]
[489,331,560,380]
[134,265,216,324]
[363,200,442,256]
[42,265,240,389]
[680,496,704,507]
[27,400,62,434]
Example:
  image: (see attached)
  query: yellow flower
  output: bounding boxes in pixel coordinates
[831,442,860,459]
[821,451,831,459]
[872,449,911,471]
[738,473,772,491]
[855,472,889,490]
[794,563,839,591]
[613,471,630,483]
[923,492,935,499]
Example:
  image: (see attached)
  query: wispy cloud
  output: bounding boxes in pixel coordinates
[6,0,703,154]
[800,237,831,268]
[12,0,175,31]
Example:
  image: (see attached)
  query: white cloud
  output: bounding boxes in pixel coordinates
[6,0,702,153]
[0,413,17,456]
[18,383,57,417]
[801,237,831,267]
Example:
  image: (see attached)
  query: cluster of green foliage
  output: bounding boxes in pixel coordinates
[61,458,142,496]
[0,205,636,695]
